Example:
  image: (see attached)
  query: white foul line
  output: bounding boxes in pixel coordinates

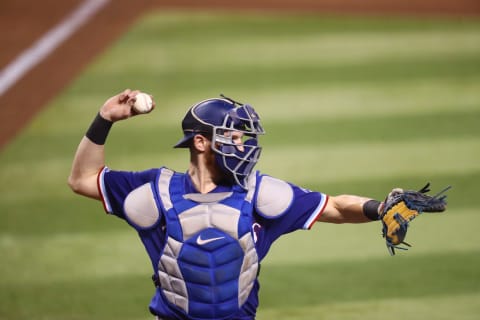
[0,0,110,97]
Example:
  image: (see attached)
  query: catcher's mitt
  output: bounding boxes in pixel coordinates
[380,183,451,255]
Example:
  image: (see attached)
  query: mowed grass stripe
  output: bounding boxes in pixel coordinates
[99,12,480,73]
[79,54,480,96]
[251,79,480,121]
[0,231,150,285]
[258,137,480,183]
[263,110,480,146]
[309,170,478,210]
[263,208,477,265]
[1,251,478,319]
[257,293,480,320]
[134,11,480,39]
[0,274,153,320]
[98,28,480,73]
[258,251,480,308]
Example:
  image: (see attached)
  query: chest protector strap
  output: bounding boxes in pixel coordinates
[155,168,259,319]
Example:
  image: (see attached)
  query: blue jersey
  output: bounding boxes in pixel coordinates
[97,166,328,319]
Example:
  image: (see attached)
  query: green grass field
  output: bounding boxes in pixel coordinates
[1,10,480,320]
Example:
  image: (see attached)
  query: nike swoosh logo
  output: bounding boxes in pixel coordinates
[196,235,225,246]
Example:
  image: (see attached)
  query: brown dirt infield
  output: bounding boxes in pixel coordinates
[0,0,479,150]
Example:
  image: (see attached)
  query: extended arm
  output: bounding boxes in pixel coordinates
[68,89,152,199]
[318,194,382,223]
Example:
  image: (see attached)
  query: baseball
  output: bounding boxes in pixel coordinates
[133,92,153,113]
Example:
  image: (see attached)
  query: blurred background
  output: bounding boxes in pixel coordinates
[1,1,479,319]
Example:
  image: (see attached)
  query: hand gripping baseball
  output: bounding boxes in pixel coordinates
[380,183,451,255]
[100,89,155,122]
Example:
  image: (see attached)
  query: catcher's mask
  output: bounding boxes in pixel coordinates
[174,95,265,189]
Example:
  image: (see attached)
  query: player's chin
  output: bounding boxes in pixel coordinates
[210,165,233,186]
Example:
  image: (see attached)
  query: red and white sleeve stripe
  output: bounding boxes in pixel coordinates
[303,194,329,230]
[97,166,113,214]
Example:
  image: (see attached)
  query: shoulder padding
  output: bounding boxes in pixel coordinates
[124,183,160,228]
[255,176,294,219]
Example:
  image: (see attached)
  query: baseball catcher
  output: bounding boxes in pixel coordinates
[68,89,450,319]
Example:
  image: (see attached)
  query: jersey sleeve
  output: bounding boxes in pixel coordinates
[97,166,159,218]
[258,181,329,243]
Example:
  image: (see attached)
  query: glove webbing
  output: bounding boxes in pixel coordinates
[402,183,451,213]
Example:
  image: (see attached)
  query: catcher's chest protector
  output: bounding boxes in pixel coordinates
[155,168,259,319]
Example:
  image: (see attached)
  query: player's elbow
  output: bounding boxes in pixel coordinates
[68,172,101,200]
[67,175,83,194]
[67,173,92,195]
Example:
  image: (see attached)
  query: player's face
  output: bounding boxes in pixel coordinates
[224,131,245,152]
[213,130,245,153]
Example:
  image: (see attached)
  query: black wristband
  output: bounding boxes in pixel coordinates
[363,200,381,221]
[85,113,113,145]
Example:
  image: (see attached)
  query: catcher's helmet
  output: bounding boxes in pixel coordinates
[174,96,265,189]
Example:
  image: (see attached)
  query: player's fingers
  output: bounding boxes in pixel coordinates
[388,188,403,199]
[118,89,132,103]
[129,89,140,98]
[378,202,385,214]
[126,90,141,106]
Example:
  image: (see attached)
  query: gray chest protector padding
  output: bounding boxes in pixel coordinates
[255,175,294,219]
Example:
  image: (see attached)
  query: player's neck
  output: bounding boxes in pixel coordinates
[188,163,218,194]
[188,144,228,193]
